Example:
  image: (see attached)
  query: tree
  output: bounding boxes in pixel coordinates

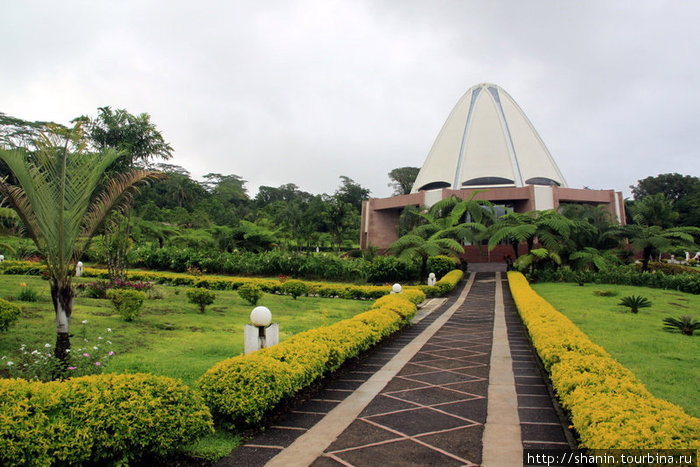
[334,176,370,212]
[487,210,581,259]
[324,198,357,250]
[569,247,622,272]
[388,167,420,196]
[410,195,492,246]
[513,247,562,275]
[389,234,463,281]
[78,108,173,282]
[630,193,679,229]
[630,173,700,227]
[0,125,160,362]
[78,107,173,170]
[618,224,699,272]
[202,173,249,204]
[559,203,618,251]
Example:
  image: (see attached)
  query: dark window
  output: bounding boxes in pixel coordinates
[417,181,451,191]
[462,177,514,186]
[525,177,561,186]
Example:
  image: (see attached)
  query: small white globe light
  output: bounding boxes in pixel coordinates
[250,306,272,327]
[392,283,402,294]
[428,273,436,279]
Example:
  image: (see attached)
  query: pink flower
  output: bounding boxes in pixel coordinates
[68,366,77,370]
[95,362,101,366]
[83,353,90,357]
[108,351,115,356]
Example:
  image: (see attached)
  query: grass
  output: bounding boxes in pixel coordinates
[531,282,700,418]
[0,274,371,386]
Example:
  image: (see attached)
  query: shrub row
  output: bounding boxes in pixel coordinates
[418,269,465,297]
[531,265,700,295]
[507,271,700,449]
[635,261,700,276]
[0,373,213,466]
[197,290,424,428]
[128,245,423,283]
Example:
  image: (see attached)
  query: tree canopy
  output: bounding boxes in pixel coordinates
[388,167,419,195]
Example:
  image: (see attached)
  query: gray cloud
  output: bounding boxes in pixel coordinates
[2,1,698,199]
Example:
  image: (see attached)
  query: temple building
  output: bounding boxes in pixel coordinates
[360,83,625,262]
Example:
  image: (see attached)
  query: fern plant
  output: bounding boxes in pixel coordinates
[618,295,652,313]
[663,315,700,336]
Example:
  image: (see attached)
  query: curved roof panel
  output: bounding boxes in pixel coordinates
[411,83,568,193]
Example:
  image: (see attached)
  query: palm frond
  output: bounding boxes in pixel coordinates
[79,170,163,253]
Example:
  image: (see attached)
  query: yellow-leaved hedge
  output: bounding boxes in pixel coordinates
[418,269,464,297]
[197,290,421,428]
[507,271,700,450]
[0,373,213,466]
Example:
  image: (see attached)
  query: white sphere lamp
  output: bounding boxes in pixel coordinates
[250,306,272,327]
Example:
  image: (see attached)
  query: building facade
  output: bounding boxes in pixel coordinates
[361,83,625,261]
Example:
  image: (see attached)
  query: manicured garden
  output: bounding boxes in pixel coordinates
[0,265,461,465]
[0,274,371,386]
[530,282,700,418]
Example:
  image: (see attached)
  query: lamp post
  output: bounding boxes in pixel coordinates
[244,306,279,354]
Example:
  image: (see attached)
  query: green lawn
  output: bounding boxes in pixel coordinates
[531,282,700,418]
[0,274,370,386]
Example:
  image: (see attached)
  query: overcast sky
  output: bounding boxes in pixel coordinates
[2,1,698,199]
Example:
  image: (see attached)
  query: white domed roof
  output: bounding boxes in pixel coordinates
[411,83,568,193]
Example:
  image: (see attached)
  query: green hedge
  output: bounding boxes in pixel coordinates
[531,265,700,295]
[0,373,213,466]
[197,291,422,428]
[507,271,700,450]
[128,246,422,282]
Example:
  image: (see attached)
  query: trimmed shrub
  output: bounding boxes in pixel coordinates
[507,271,700,449]
[371,293,420,319]
[426,255,459,280]
[197,291,418,429]
[106,289,146,321]
[186,288,216,313]
[420,269,464,297]
[0,374,213,466]
[0,298,21,332]
[281,280,308,300]
[197,354,294,428]
[237,282,264,305]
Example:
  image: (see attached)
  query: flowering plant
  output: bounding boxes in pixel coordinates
[1,324,115,381]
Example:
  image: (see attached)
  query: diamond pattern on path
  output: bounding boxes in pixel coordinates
[320,275,496,467]
[219,274,574,466]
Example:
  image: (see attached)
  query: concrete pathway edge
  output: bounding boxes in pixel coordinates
[265,274,477,467]
[482,272,523,466]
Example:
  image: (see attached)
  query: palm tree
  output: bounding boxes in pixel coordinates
[487,209,583,260]
[513,247,561,274]
[618,224,698,272]
[486,211,537,258]
[389,233,463,281]
[569,247,622,272]
[0,127,160,361]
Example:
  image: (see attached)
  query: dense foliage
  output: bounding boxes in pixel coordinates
[0,373,213,466]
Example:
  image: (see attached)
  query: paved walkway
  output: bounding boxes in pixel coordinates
[216,273,572,467]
